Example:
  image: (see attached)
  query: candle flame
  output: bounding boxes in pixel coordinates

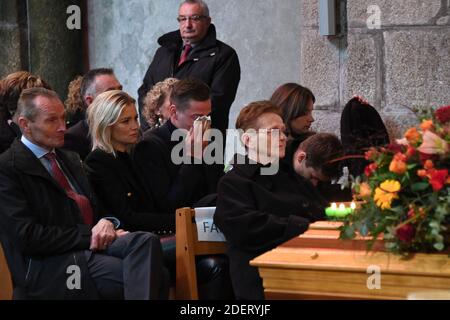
[339,203,345,210]
[350,202,356,210]
[331,202,337,209]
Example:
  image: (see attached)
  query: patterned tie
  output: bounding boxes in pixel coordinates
[44,153,94,226]
[178,44,192,66]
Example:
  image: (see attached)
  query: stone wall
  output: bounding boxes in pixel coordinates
[302,0,450,139]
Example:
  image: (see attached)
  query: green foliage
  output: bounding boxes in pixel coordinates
[340,106,450,254]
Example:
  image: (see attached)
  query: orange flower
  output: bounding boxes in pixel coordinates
[389,158,407,174]
[389,153,408,174]
[359,182,372,198]
[417,169,427,178]
[424,160,434,170]
[420,119,434,131]
[404,127,421,145]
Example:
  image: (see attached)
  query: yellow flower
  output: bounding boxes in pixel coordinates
[380,180,401,192]
[373,180,401,210]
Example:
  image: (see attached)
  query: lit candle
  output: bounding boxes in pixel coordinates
[325,202,337,217]
[326,202,355,218]
[334,203,347,218]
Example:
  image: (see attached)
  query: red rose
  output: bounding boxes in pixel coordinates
[364,148,378,161]
[435,105,450,124]
[406,146,416,158]
[419,151,436,163]
[364,163,377,177]
[396,224,415,243]
[429,169,449,191]
[387,143,404,154]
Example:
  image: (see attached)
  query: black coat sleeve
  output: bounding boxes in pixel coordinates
[0,166,91,257]
[85,151,175,233]
[133,137,215,212]
[214,174,310,254]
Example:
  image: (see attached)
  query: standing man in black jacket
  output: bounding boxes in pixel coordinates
[138,0,240,137]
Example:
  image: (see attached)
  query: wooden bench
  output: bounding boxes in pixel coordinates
[0,243,13,300]
[175,207,227,300]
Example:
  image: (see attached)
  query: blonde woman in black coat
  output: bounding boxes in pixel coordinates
[85,90,174,234]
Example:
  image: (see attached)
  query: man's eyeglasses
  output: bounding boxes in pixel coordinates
[177,15,207,23]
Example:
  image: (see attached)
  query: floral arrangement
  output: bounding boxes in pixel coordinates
[340,105,450,255]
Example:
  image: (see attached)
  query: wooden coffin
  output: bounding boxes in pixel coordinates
[250,221,450,300]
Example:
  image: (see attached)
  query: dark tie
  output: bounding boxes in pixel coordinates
[44,152,94,226]
[178,44,192,66]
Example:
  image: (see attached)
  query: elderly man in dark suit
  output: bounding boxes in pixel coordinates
[138,0,240,135]
[0,87,168,300]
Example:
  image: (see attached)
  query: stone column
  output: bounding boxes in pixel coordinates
[0,0,85,100]
[0,0,25,77]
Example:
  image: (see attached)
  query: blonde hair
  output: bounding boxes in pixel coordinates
[87,90,136,155]
[142,78,178,128]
